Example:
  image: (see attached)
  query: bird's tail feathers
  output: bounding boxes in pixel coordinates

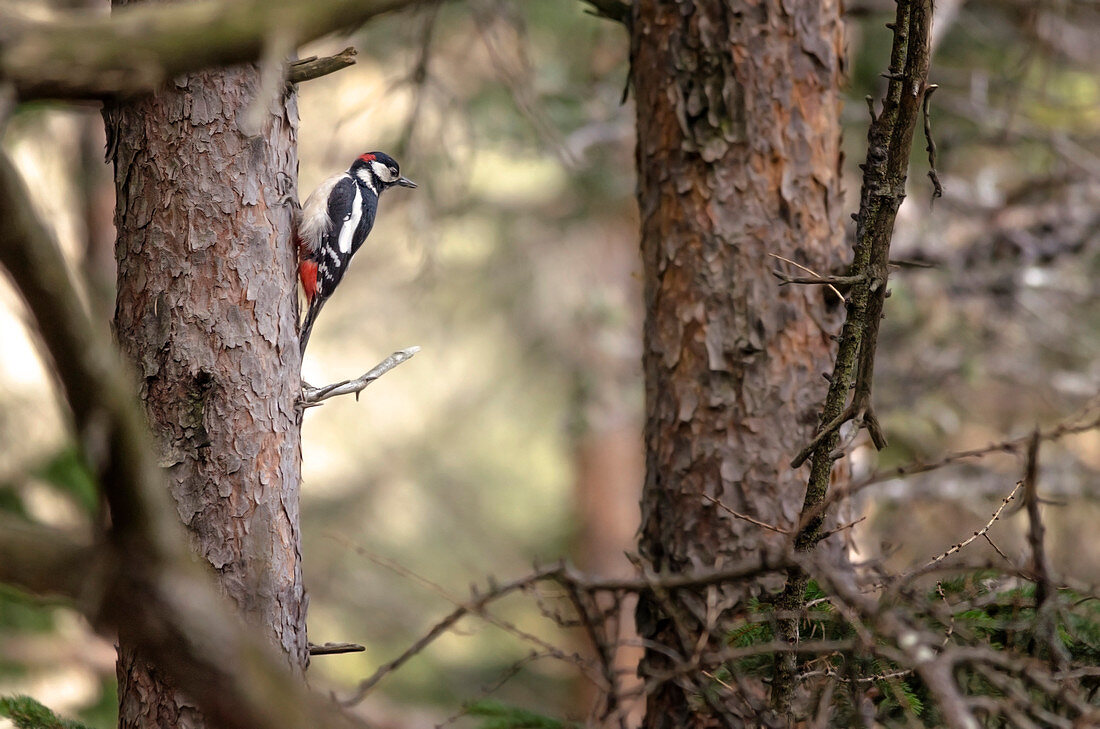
[299,296,326,356]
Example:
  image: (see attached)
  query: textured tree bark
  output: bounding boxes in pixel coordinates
[106,47,305,729]
[631,1,846,725]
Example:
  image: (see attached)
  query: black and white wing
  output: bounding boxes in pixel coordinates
[312,175,360,300]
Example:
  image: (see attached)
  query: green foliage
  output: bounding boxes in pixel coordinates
[464,700,578,729]
[33,446,97,515]
[0,696,93,729]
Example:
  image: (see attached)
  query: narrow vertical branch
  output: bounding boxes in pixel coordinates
[1023,431,1069,670]
[772,0,935,715]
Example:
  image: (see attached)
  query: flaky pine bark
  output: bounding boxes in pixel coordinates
[105,46,305,729]
[631,1,846,725]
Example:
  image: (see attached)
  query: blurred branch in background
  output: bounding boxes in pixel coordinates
[0,512,90,600]
[0,0,424,100]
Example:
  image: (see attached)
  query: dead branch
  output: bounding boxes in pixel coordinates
[703,494,789,534]
[308,641,366,655]
[767,252,856,302]
[289,47,358,84]
[772,271,865,288]
[299,346,420,406]
[394,1,442,158]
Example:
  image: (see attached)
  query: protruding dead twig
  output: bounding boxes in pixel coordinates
[299,346,420,406]
[289,47,358,84]
[702,494,788,535]
[308,641,365,655]
[767,252,854,303]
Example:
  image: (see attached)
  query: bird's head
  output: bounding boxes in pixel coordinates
[349,151,416,193]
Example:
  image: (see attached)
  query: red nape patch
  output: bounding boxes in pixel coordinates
[299,260,318,302]
[357,152,376,163]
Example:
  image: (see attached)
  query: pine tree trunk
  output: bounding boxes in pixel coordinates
[630,0,846,725]
[106,58,306,729]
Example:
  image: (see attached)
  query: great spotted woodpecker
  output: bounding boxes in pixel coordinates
[296,151,416,354]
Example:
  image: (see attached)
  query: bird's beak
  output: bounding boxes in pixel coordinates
[397,176,417,189]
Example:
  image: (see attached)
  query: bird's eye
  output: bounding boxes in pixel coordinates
[389,167,398,179]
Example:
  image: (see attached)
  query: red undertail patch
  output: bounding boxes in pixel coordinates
[299,260,318,302]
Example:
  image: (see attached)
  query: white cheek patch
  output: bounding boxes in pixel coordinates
[371,160,395,183]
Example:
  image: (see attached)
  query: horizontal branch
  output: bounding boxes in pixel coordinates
[288,46,357,84]
[0,0,420,100]
[772,271,865,287]
[308,641,366,655]
[0,513,92,600]
[300,346,420,406]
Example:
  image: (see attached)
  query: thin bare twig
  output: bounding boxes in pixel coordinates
[338,553,787,705]
[889,481,1022,588]
[817,515,867,541]
[702,494,788,535]
[981,533,1014,566]
[767,253,851,303]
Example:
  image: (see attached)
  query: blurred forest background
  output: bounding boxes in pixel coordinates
[2,0,1100,726]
